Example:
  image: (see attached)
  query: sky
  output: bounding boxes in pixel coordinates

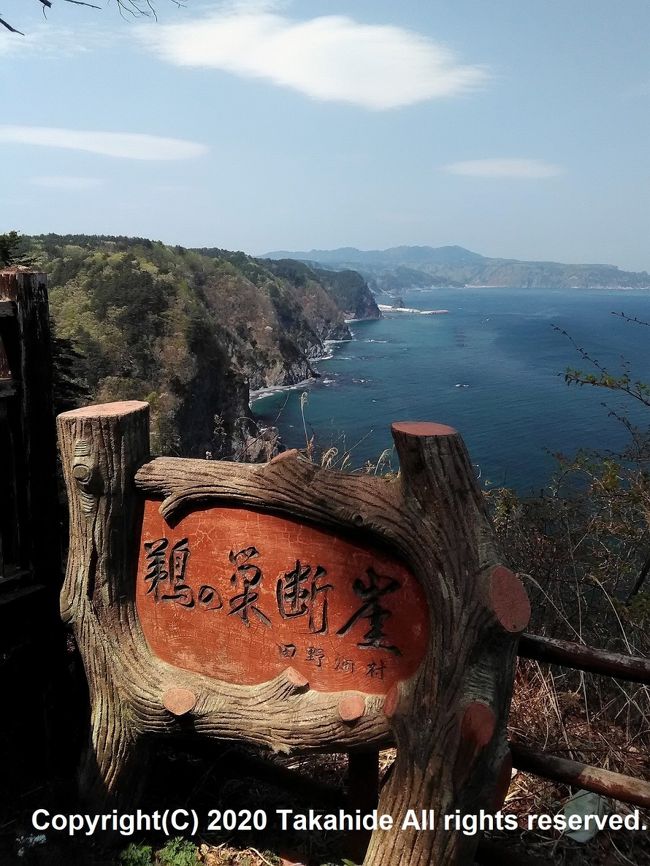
[1,0,649,270]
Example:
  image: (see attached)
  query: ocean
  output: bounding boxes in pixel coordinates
[252,287,650,494]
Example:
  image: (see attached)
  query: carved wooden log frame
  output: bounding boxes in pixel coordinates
[57,401,531,866]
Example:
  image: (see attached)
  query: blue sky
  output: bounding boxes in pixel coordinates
[1,0,649,270]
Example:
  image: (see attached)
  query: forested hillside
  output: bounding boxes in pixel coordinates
[25,234,379,459]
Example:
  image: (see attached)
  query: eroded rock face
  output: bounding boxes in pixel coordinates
[35,234,378,461]
[311,266,382,320]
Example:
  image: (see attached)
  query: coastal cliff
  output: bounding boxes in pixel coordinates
[28,234,379,460]
[311,266,382,320]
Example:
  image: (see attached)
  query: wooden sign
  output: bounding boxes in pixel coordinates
[57,401,530,866]
[136,502,428,693]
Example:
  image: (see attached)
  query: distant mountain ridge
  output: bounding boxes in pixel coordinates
[264,245,650,290]
[266,245,485,267]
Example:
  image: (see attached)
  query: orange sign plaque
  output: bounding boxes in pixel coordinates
[136,500,429,694]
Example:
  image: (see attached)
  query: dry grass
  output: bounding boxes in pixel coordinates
[499,660,650,865]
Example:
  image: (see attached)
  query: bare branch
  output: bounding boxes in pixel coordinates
[143,0,158,21]
[116,0,155,19]
[2,0,174,34]
[63,0,102,8]
[0,14,24,33]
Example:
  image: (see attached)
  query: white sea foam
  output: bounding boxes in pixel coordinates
[377,304,449,315]
[249,378,314,404]
[250,333,353,405]
[313,347,334,362]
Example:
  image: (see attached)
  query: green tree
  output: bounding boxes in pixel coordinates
[0,231,29,266]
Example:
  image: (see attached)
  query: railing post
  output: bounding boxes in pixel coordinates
[363,422,530,866]
[0,267,63,796]
[0,268,59,583]
[57,400,151,804]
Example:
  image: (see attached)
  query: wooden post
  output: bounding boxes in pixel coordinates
[0,268,63,792]
[364,422,529,866]
[57,400,151,804]
[347,750,380,862]
[0,269,59,584]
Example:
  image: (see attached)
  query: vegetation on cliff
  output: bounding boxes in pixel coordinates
[20,234,379,458]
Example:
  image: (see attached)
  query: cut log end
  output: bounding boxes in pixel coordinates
[269,448,300,465]
[58,400,149,420]
[162,688,197,717]
[0,267,45,276]
[72,464,92,481]
[284,667,309,689]
[489,566,531,634]
[391,420,458,438]
[461,701,497,750]
[339,694,366,723]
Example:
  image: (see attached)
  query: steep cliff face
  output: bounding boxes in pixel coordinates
[196,251,354,390]
[258,259,380,326]
[29,235,377,460]
[312,267,382,320]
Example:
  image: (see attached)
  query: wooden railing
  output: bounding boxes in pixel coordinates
[511,630,650,807]
[519,632,650,685]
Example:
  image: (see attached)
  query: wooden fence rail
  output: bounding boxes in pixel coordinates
[519,632,650,685]
[511,629,649,811]
[510,744,650,809]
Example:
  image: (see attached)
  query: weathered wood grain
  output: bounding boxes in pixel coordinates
[511,744,650,808]
[518,632,650,684]
[59,404,528,866]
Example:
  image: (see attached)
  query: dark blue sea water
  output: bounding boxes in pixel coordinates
[252,288,650,493]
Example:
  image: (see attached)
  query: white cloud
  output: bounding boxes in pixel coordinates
[139,10,488,110]
[29,176,105,190]
[443,158,563,178]
[0,125,208,160]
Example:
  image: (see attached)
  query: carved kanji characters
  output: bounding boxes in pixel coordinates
[228,547,270,627]
[144,537,194,607]
[336,567,402,655]
[276,560,333,633]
